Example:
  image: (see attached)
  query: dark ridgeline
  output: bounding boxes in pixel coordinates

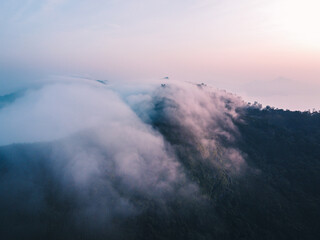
[0,101,320,239]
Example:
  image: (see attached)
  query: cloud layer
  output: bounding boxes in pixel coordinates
[0,77,247,238]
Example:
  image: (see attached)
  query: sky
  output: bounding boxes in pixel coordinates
[1,0,320,110]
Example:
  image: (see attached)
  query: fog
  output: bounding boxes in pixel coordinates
[0,76,248,238]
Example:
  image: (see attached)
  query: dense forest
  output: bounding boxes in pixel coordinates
[0,84,320,240]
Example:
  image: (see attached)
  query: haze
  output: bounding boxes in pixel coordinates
[1,0,319,110]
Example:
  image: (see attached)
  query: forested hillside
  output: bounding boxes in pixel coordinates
[1,84,320,240]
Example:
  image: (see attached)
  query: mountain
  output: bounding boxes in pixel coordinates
[0,82,319,239]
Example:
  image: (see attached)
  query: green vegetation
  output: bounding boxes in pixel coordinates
[1,105,320,239]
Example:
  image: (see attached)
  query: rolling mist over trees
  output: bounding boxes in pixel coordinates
[0,81,320,239]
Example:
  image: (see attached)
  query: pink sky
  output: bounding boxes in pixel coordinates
[1,0,319,110]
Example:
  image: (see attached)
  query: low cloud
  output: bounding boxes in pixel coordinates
[129,81,247,174]
[0,77,247,238]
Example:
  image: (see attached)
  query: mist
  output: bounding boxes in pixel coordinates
[1,1,320,239]
[0,76,247,238]
[1,75,320,239]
